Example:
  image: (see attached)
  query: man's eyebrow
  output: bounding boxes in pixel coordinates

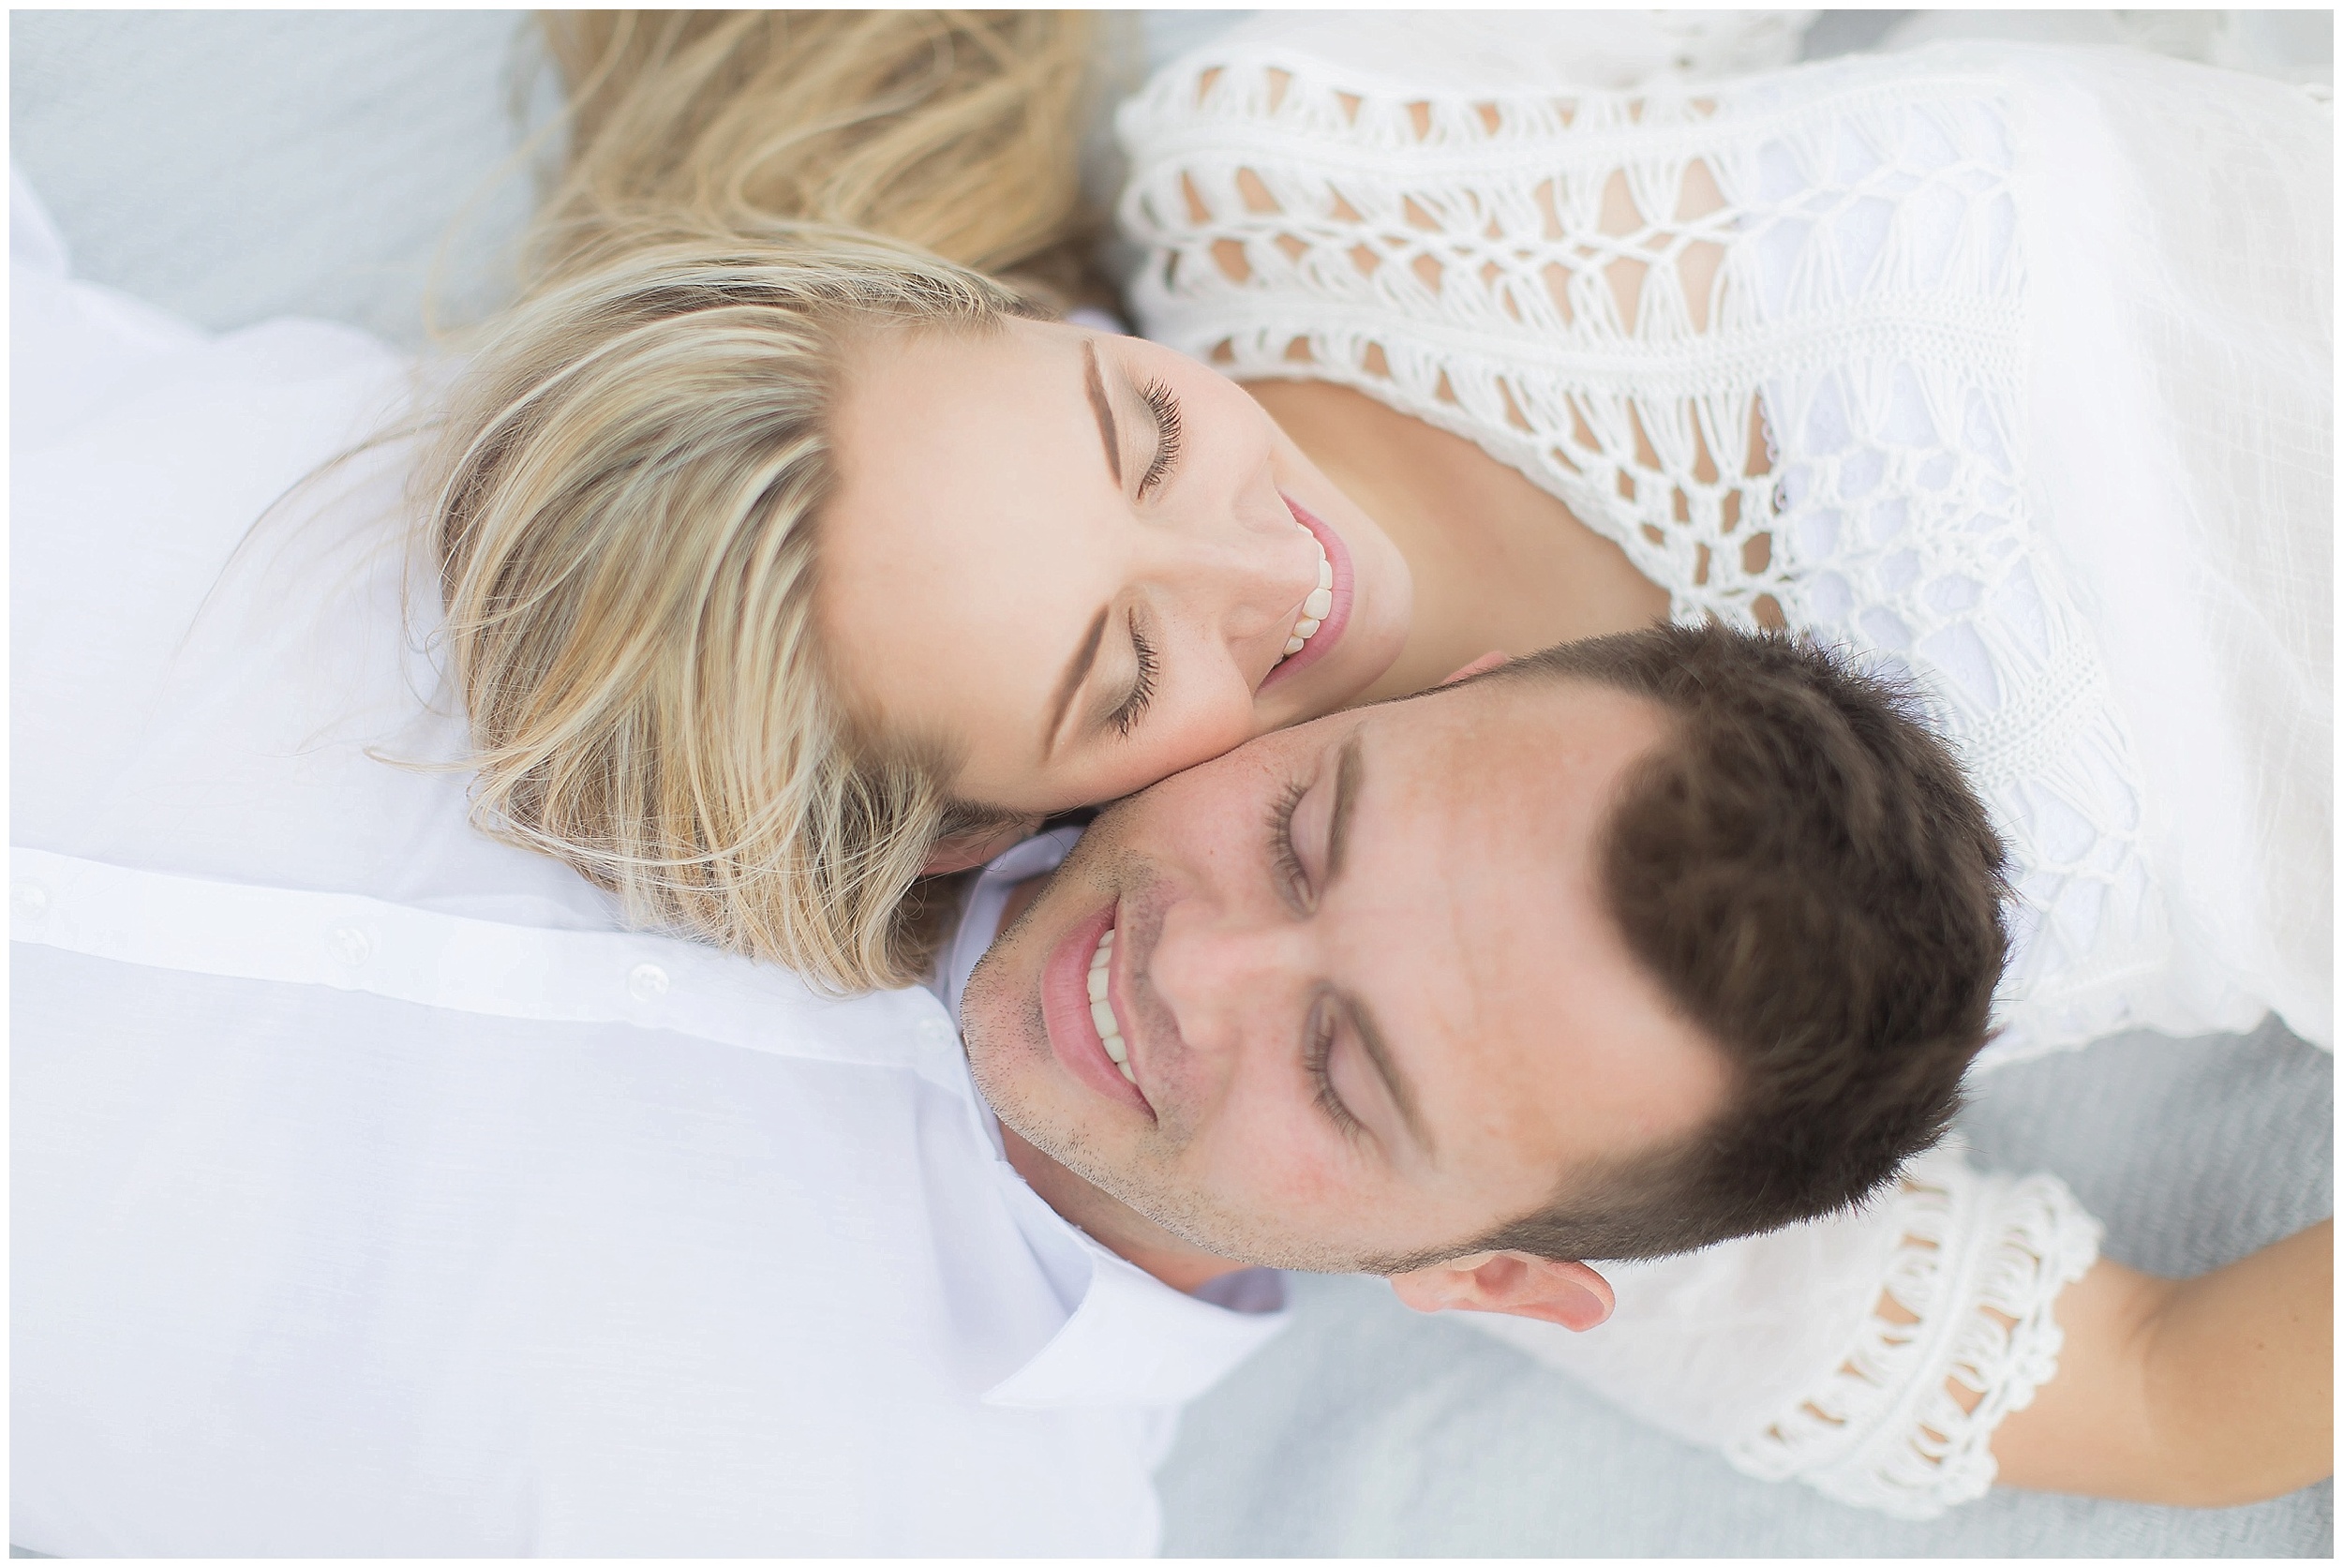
[1318,729,1430,1155]
[1082,339,1121,487]
[1042,605,1111,761]
[1325,729,1365,888]
[1343,992,1434,1157]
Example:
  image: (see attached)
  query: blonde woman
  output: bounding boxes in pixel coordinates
[437,13,2327,1076]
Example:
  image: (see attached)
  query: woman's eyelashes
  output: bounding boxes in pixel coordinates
[1137,377,1184,497]
[1109,615,1158,738]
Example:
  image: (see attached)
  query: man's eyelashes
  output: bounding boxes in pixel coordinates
[1268,777,1310,907]
[1272,780,1360,1135]
[1306,994,1361,1138]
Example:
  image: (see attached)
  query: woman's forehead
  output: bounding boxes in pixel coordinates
[817,328,1110,698]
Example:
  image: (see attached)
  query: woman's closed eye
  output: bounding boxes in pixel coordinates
[1109,615,1158,738]
[1138,377,1184,498]
[1097,371,1179,739]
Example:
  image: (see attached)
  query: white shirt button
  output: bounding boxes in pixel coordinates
[328,926,373,966]
[11,878,52,921]
[626,962,670,1001]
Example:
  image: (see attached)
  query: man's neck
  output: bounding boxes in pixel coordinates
[997,1121,1252,1294]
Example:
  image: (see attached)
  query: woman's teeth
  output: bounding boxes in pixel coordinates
[1087,927,1137,1085]
[1280,526,1336,661]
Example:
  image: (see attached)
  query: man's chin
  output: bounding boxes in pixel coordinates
[959,940,1048,1108]
[957,820,1133,1105]
[982,1090,1364,1275]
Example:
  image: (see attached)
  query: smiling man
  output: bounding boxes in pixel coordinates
[956,623,1997,1313]
[948,624,2331,1515]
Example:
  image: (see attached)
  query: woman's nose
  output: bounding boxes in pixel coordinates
[1149,500,1320,647]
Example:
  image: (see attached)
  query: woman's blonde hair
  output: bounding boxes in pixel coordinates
[424,12,1110,992]
[531,10,1112,301]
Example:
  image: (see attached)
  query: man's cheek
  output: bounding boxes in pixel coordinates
[1201,1106,1350,1217]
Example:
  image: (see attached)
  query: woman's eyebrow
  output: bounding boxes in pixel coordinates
[1082,339,1121,486]
[1042,605,1112,761]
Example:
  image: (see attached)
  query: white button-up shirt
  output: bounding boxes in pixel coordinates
[9,168,1284,1558]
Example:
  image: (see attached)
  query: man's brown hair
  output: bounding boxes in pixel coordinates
[1461,621,2010,1263]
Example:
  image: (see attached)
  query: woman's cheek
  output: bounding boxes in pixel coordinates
[1172,689,1276,774]
[1092,695,1262,803]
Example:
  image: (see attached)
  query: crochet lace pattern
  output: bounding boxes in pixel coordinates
[1723,1144,2104,1518]
[1117,49,2161,1069]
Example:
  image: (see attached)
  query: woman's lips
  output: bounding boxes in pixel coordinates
[1260,495,1354,693]
[1039,900,1153,1115]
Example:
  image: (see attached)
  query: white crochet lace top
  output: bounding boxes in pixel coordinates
[1113,15,2332,1519]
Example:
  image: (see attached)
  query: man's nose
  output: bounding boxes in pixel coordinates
[1144,905,1307,1062]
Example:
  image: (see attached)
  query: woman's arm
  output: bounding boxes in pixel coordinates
[1991,1218,2333,1507]
[1447,1153,2325,1519]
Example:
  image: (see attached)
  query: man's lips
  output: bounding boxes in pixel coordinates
[1039,900,1153,1115]
[1259,495,1354,693]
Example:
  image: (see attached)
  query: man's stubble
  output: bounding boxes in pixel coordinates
[959,835,1365,1272]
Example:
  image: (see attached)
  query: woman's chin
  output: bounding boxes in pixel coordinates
[1310,584,1412,712]
[1259,621,1407,730]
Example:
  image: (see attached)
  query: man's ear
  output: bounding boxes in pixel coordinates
[918,816,1045,876]
[1440,650,1510,685]
[1385,1250,1615,1331]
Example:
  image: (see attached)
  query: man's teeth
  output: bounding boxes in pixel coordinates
[1087,927,1137,1085]
[1280,525,1336,661]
